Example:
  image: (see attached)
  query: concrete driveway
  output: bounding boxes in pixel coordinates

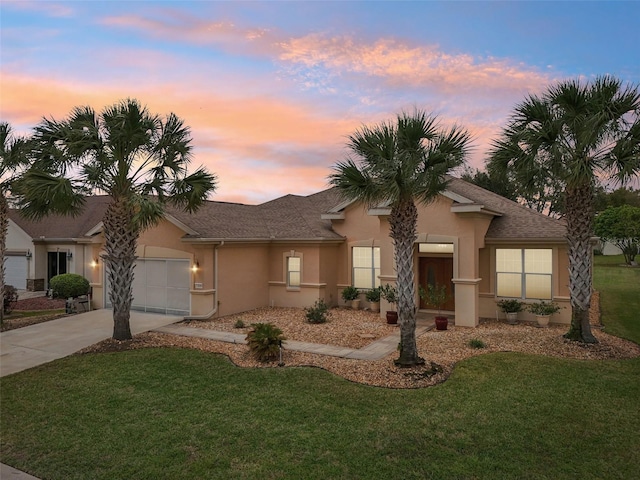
[0,310,181,377]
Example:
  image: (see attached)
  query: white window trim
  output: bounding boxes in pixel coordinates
[351,246,381,290]
[284,251,302,291]
[495,248,553,300]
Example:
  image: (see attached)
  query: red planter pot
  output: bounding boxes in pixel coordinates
[386,311,398,325]
[435,316,448,331]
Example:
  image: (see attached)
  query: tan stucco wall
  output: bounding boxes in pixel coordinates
[216,244,269,317]
[478,243,572,325]
[331,197,493,326]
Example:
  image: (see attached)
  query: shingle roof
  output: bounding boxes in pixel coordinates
[444,177,566,240]
[8,178,565,243]
[8,196,110,239]
[9,189,344,242]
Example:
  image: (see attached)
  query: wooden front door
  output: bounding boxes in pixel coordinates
[419,257,455,311]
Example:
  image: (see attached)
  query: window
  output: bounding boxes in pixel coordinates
[496,249,552,299]
[287,256,301,288]
[352,247,380,289]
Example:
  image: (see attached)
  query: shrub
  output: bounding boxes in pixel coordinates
[304,299,330,324]
[468,338,486,349]
[497,299,524,313]
[234,319,246,329]
[246,323,286,362]
[380,284,398,306]
[365,287,381,303]
[3,285,19,314]
[341,286,359,302]
[49,274,90,299]
[527,300,561,316]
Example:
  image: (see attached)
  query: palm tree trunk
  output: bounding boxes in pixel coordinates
[390,199,425,366]
[0,194,7,324]
[564,183,598,343]
[103,198,139,340]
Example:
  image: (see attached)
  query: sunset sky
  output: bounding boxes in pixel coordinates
[2,1,639,204]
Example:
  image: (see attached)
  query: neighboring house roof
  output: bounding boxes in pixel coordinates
[7,177,565,243]
[8,196,110,240]
[8,188,345,242]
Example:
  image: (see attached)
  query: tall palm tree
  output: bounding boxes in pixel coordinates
[16,99,217,340]
[489,76,640,343]
[330,110,470,366]
[0,122,30,323]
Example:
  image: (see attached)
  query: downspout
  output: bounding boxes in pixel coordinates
[183,241,223,320]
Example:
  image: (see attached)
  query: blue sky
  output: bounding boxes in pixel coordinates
[2,1,639,203]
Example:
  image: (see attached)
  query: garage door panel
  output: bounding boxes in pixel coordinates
[167,261,189,288]
[5,256,27,290]
[106,259,190,315]
[146,260,167,287]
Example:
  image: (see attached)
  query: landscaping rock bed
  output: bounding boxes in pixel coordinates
[80,293,640,389]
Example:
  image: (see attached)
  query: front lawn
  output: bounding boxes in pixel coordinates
[593,254,640,343]
[2,350,640,479]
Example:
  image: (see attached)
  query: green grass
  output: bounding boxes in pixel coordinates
[2,350,639,480]
[1,257,639,479]
[5,309,65,319]
[593,254,640,343]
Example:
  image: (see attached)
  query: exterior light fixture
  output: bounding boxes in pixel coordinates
[191,260,199,273]
[67,251,73,259]
[91,258,99,268]
[25,250,32,259]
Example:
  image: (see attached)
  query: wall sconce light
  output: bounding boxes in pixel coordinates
[25,250,32,259]
[91,258,99,268]
[191,260,199,273]
[67,251,73,260]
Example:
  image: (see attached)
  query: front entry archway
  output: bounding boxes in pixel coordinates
[418,257,455,311]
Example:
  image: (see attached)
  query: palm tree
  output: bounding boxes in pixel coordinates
[16,99,217,340]
[330,110,470,366]
[488,76,640,343]
[0,122,30,323]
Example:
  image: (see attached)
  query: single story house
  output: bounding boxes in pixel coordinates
[5,176,572,326]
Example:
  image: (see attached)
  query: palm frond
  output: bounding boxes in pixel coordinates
[14,170,85,219]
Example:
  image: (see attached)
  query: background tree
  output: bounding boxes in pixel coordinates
[489,76,640,343]
[594,205,640,265]
[594,187,640,212]
[330,110,470,366]
[16,99,217,340]
[0,122,29,324]
[460,166,518,202]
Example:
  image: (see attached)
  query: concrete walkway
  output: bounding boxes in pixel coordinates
[155,322,434,360]
[1,310,181,377]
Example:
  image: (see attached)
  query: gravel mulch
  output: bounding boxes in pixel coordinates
[79,292,640,389]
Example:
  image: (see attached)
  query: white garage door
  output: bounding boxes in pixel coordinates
[106,259,190,315]
[4,256,27,290]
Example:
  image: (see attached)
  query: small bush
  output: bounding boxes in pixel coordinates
[234,319,246,329]
[49,274,90,299]
[304,299,330,324]
[365,287,381,302]
[246,323,286,362]
[3,285,19,314]
[341,286,359,302]
[468,338,486,349]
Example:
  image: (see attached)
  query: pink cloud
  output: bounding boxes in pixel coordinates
[2,0,74,17]
[279,35,555,96]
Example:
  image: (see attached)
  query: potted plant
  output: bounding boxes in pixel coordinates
[527,300,561,327]
[420,283,449,330]
[380,284,398,324]
[497,298,524,325]
[341,285,361,310]
[365,286,381,313]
